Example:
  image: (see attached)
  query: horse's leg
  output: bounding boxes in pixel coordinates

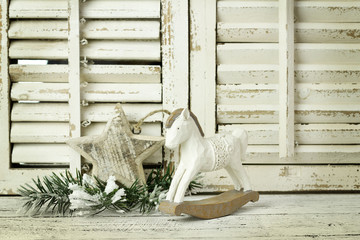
[173,166,199,203]
[166,164,186,202]
[231,161,252,192]
[225,166,242,191]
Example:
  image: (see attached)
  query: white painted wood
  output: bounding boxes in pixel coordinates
[295,1,360,23]
[217,84,278,105]
[9,40,68,59]
[220,124,360,145]
[12,144,72,164]
[9,64,161,83]
[68,0,81,174]
[11,83,162,102]
[217,64,279,84]
[189,0,216,137]
[217,23,360,43]
[81,40,160,61]
[2,194,360,238]
[9,40,160,61]
[82,103,163,122]
[11,103,163,122]
[10,122,70,143]
[200,165,360,192]
[218,104,360,124]
[80,0,160,19]
[81,20,160,40]
[9,0,160,19]
[217,1,278,23]
[279,0,295,159]
[8,20,160,40]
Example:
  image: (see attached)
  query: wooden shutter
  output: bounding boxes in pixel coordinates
[190,0,360,191]
[0,0,175,194]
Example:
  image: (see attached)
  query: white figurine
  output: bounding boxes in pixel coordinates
[164,108,252,203]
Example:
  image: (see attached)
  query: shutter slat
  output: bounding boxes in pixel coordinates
[217,23,360,43]
[217,104,360,124]
[10,64,161,83]
[8,20,160,40]
[11,103,69,121]
[9,0,160,19]
[9,40,68,60]
[11,83,162,102]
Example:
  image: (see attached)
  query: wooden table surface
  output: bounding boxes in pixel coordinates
[1,194,359,239]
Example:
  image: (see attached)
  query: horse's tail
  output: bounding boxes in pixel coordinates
[232,128,248,160]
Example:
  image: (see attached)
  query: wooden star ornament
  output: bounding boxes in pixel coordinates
[66,103,165,187]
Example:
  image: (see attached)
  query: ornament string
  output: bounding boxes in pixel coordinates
[132,109,171,134]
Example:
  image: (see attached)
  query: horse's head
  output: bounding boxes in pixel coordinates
[165,108,192,149]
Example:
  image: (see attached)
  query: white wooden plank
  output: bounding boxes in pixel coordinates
[220,124,360,145]
[82,103,163,122]
[83,123,163,165]
[12,144,71,164]
[295,83,360,105]
[81,20,160,40]
[217,43,278,65]
[68,0,81,174]
[279,0,295,159]
[9,40,68,60]
[217,1,278,23]
[216,84,278,105]
[9,64,161,83]
[81,40,160,61]
[217,64,279,84]
[8,20,68,39]
[11,83,162,102]
[9,0,68,18]
[9,0,161,19]
[11,103,69,122]
[217,104,278,124]
[83,83,162,102]
[200,165,360,192]
[295,1,360,23]
[295,64,360,83]
[80,0,160,19]
[189,0,216,137]
[10,122,70,143]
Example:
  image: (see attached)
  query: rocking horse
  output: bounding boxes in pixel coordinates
[159,108,259,219]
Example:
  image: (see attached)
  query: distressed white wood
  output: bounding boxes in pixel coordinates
[217,23,360,43]
[9,40,68,59]
[81,20,160,40]
[8,20,160,40]
[219,124,360,145]
[200,165,360,192]
[189,0,216,137]
[81,40,160,61]
[2,194,360,238]
[12,144,72,164]
[279,0,295,159]
[9,0,160,19]
[10,122,70,143]
[80,0,160,19]
[11,83,162,102]
[68,0,81,174]
[218,104,360,124]
[9,64,161,83]
[11,103,163,122]
[217,64,279,84]
[217,84,278,105]
[82,103,163,122]
[295,1,360,23]
[217,1,278,23]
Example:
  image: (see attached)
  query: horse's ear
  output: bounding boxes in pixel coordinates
[181,108,190,120]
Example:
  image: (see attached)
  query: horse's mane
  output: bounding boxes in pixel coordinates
[165,108,205,137]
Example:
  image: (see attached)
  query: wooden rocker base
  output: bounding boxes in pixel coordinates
[159,190,259,219]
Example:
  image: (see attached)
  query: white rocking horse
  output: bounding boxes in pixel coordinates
[164,108,252,203]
